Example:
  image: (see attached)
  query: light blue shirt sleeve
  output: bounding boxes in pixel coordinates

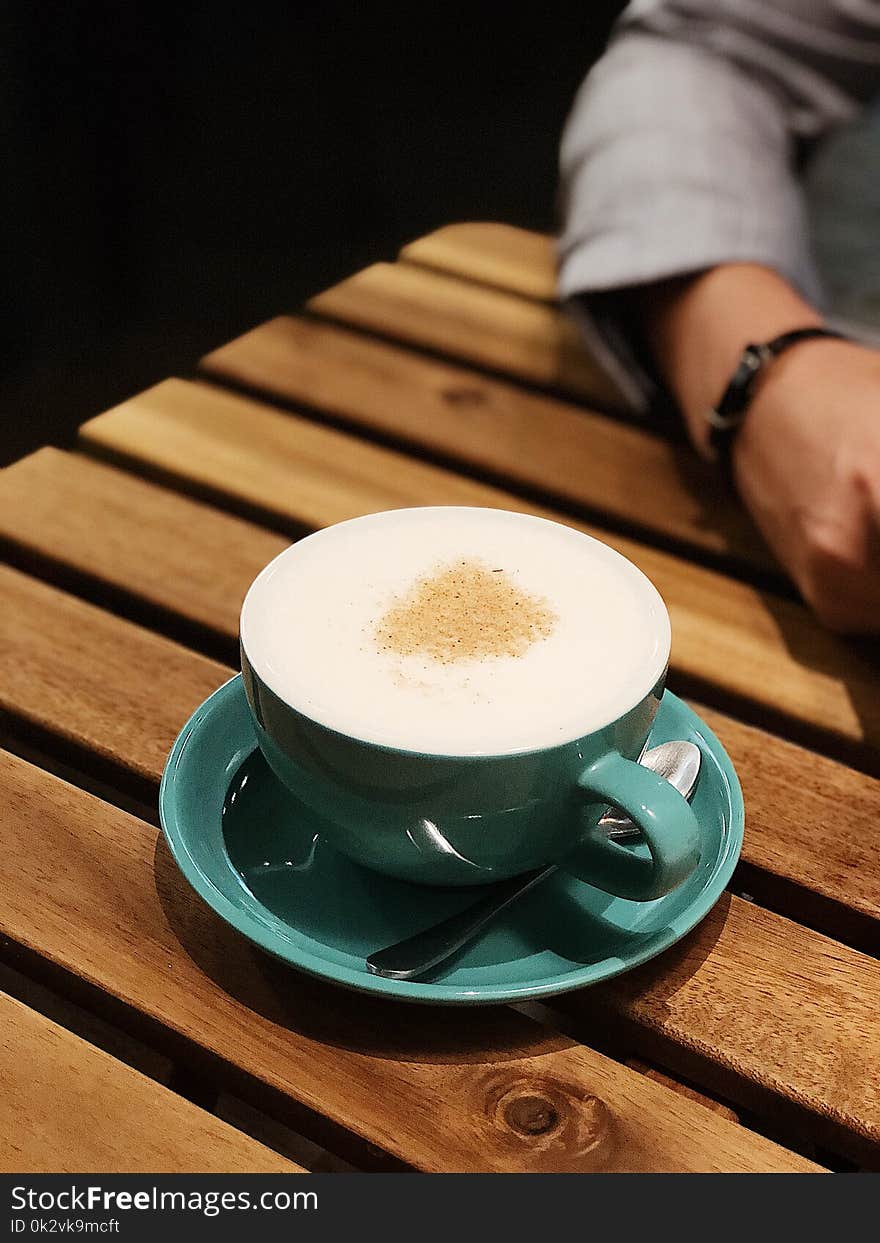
[558,0,880,411]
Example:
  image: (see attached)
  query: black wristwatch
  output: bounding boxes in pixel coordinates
[706,326,846,461]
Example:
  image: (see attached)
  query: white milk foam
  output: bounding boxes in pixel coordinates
[240,508,670,755]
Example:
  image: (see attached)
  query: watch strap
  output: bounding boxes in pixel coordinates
[707,327,846,459]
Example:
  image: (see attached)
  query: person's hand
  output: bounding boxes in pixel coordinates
[639,263,880,633]
[732,338,880,633]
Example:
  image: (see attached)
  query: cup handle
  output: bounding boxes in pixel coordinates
[561,752,701,901]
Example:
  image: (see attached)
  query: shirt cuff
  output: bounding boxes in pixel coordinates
[559,226,826,417]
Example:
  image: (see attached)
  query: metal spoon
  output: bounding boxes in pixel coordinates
[366,740,702,981]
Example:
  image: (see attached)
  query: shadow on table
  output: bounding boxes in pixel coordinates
[660,446,784,585]
[590,891,730,1017]
[153,832,551,1065]
[151,832,721,1066]
[657,452,879,770]
[748,592,880,773]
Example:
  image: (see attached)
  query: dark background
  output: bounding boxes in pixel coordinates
[0,2,623,466]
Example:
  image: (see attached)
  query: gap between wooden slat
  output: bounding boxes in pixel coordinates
[0,990,300,1173]
[305,264,630,414]
[197,316,788,592]
[0,896,409,1174]
[399,223,559,302]
[216,1095,360,1172]
[0,726,160,826]
[1,537,239,668]
[0,961,171,1086]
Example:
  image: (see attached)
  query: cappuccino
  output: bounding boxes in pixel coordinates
[240,507,669,755]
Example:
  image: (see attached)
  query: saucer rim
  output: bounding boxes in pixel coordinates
[159,676,745,1005]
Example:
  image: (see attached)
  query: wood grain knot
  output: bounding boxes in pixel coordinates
[503,1094,559,1136]
[441,386,487,407]
[483,1074,615,1168]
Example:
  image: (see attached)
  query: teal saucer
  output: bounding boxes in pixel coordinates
[159,677,743,1004]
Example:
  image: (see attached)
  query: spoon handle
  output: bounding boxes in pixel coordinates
[365,800,648,980]
[366,864,555,980]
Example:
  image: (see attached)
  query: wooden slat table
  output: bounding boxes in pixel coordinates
[2,222,878,1174]
[0,992,300,1173]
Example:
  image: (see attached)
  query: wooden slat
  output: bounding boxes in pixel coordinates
[1,575,874,1162]
[216,1096,357,1172]
[200,316,773,575]
[0,446,286,650]
[0,960,172,1085]
[2,449,878,945]
[0,752,814,1174]
[626,1059,740,1124]
[0,991,298,1173]
[307,262,626,410]
[696,706,880,946]
[0,563,229,788]
[552,895,880,1164]
[77,380,880,773]
[400,223,558,301]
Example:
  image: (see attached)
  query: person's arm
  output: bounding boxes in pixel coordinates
[559,0,880,631]
[642,263,880,632]
[642,263,824,457]
[559,0,880,409]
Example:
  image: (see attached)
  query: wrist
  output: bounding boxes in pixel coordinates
[638,264,824,458]
[731,336,874,477]
[707,328,848,465]
[747,335,869,410]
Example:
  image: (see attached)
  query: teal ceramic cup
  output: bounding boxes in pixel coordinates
[240,512,701,899]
